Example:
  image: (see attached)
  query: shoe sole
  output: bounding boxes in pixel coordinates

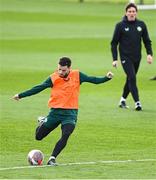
[135,107,142,111]
[47,163,58,166]
[119,105,129,109]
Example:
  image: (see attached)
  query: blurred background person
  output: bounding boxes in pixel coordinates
[111,3,153,111]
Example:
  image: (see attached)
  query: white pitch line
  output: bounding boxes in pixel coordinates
[0,159,156,171]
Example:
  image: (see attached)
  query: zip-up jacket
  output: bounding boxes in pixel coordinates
[111,16,153,61]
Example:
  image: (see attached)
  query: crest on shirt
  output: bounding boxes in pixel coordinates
[137,26,142,31]
[124,27,129,31]
[122,60,126,64]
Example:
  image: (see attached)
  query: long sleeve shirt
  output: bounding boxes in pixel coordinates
[18,72,111,116]
[18,72,110,99]
[111,16,153,61]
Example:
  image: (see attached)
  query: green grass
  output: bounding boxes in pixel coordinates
[0,0,156,179]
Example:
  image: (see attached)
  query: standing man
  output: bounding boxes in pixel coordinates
[13,57,113,165]
[111,3,153,111]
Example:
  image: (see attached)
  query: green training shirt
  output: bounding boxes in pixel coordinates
[18,72,111,116]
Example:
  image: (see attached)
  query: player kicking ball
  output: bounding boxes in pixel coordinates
[13,57,113,166]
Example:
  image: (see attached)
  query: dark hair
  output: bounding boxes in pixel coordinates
[125,3,138,12]
[59,57,71,67]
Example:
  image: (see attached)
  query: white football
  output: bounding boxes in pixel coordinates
[27,149,44,165]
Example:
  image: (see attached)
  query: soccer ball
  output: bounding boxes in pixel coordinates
[27,149,44,165]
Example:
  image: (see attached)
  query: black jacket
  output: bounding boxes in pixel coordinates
[111,16,153,61]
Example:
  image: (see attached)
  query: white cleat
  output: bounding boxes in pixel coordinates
[37,116,47,126]
[135,102,142,111]
[47,156,58,166]
[119,101,129,109]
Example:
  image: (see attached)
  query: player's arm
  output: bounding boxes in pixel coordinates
[111,23,121,67]
[12,77,53,101]
[80,71,113,84]
[142,22,153,64]
[142,22,153,56]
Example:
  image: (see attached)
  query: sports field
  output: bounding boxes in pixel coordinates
[0,0,156,179]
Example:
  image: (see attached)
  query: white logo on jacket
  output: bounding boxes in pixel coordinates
[124,27,129,31]
[137,26,142,31]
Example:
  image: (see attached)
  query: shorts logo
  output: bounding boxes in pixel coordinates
[137,26,142,31]
[122,60,126,64]
[125,27,129,31]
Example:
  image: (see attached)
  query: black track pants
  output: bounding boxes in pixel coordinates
[121,59,140,102]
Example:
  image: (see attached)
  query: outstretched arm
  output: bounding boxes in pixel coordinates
[12,77,52,100]
[80,71,113,84]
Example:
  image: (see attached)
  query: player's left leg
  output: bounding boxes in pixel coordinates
[47,123,75,165]
[133,60,142,110]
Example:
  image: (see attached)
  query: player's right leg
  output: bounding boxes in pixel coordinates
[119,97,129,109]
[35,123,59,141]
[119,73,129,108]
[35,111,60,140]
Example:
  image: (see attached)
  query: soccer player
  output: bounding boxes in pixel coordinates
[111,3,153,111]
[13,57,113,166]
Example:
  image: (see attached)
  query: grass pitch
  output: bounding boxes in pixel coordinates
[0,0,156,179]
